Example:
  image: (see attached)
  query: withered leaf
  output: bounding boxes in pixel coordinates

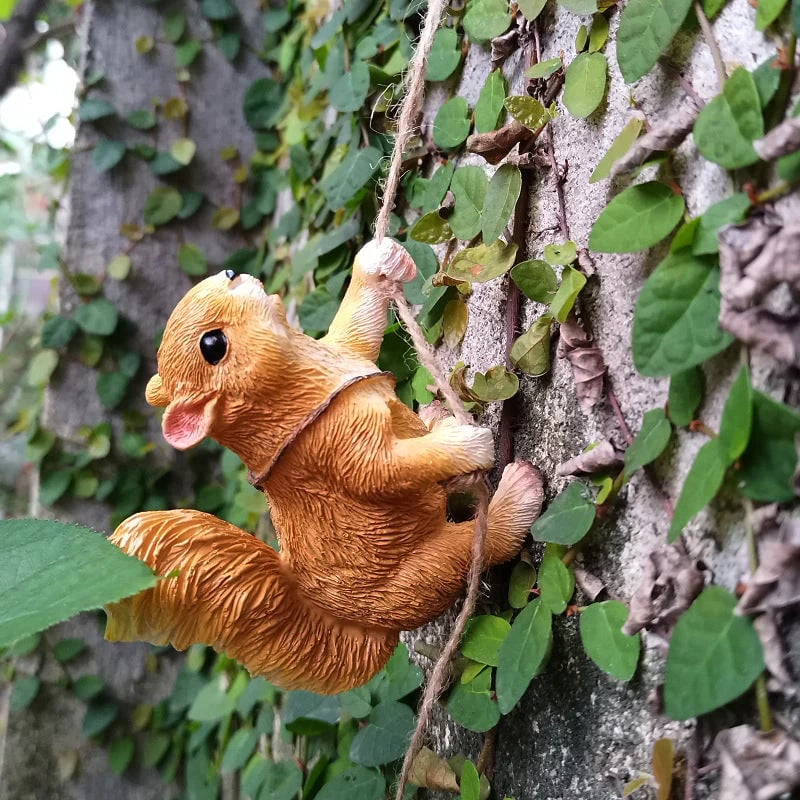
[556,440,623,477]
[737,518,800,614]
[718,214,800,367]
[716,725,800,800]
[610,98,701,179]
[490,25,519,67]
[573,566,605,602]
[466,120,536,165]
[752,613,794,695]
[622,546,707,636]
[408,746,460,792]
[754,116,800,161]
[652,738,674,800]
[557,313,606,412]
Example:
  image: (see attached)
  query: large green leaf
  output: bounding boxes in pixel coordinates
[329,60,371,112]
[461,615,511,666]
[474,69,507,133]
[433,97,471,150]
[693,68,764,169]
[496,599,552,713]
[449,166,489,240]
[320,146,383,209]
[349,700,415,766]
[632,252,733,377]
[624,408,672,479]
[579,601,641,681]
[0,519,156,647]
[589,182,684,253]
[718,365,752,464]
[446,666,500,731]
[531,482,595,546]
[617,0,693,83]
[563,52,607,118]
[426,28,462,81]
[664,586,764,719]
[314,766,385,800]
[481,164,521,242]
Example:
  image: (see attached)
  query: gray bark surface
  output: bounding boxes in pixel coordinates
[2,1,799,799]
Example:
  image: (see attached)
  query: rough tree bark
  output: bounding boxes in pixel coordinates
[2,1,798,799]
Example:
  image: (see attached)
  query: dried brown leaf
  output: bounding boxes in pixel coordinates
[718,215,800,367]
[652,738,674,800]
[753,613,795,695]
[408,746,460,792]
[610,98,701,178]
[490,25,519,66]
[737,518,800,614]
[573,566,605,601]
[622,546,707,636]
[557,313,606,412]
[556,440,622,477]
[754,116,800,161]
[466,120,536,165]
[717,725,800,800]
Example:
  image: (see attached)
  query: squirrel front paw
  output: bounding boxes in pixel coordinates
[433,418,495,471]
[356,239,417,284]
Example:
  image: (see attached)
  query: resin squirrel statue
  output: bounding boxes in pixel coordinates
[105,239,543,694]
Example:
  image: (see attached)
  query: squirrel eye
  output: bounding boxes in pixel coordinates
[199,329,228,365]
[225,269,237,280]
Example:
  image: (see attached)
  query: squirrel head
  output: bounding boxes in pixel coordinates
[146,270,290,450]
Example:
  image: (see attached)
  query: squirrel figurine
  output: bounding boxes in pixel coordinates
[106,239,543,693]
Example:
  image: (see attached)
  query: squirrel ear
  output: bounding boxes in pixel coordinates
[146,374,170,407]
[162,396,218,450]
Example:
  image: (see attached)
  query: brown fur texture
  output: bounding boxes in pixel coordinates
[107,239,543,693]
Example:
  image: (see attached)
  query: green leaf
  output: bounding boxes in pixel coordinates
[299,288,339,333]
[201,0,237,20]
[427,28,462,81]
[544,241,577,265]
[508,561,537,608]
[242,77,283,129]
[421,162,456,212]
[563,52,607,118]
[126,109,156,130]
[531,481,595,545]
[170,138,196,166]
[579,601,641,681]
[537,554,575,614]
[693,67,764,169]
[517,0,547,19]
[474,69,507,133]
[74,298,119,336]
[41,315,78,349]
[79,98,115,121]
[752,57,783,108]
[794,0,800,34]
[92,139,126,172]
[175,40,202,68]
[471,366,519,402]
[248,761,304,800]
[53,637,86,662]
[668,367,704,426]
[510,315,552,376]
[496,599,552,713]
[504,95,550,130]
[320,146,382,209]
[461,615,511,666]
[409,211,453,244]
[668,438,727,542]
[664,586,764,719]
[460,760,481,800]
[549,265,586,323]
[702,0,728,16]
[589,182,685,253]
[510,259,558,303]
[624,408,672,479]
[739,391,800,503]
[340,685,373,719]
[221,728,258,773]
[187,679,236,722]
[378,642,424,701]
[27,349,58,386]
[590,117,645,182]
[315,766,385,800]
[617,0,693,83]
[163,12,186,42]
[107,254,131,280]
[330,60,371,112]
[446,240,518,284]
[283,691,340,734]
[10,676,40,710]
[589,13,610,51]
[108,737,135,774]
[481,164,521,242]
[39,469,71,506]
[433,96,471,150]
[692,194,751,256]
[349,700,415,766]
[96,371,129,409]
[632,252,733,377]
[558,0,598,10]
[72,675,105,702]
[143,186,182,226]
[449,166,489,239]
[525,57,562,79]
[178,243,207,276]
[83,700,118,737]
[463,0,512,42]
[446,666,501,731]
[756,0,789,28]
[718,365,752,464]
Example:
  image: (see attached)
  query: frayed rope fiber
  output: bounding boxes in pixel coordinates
[369,0,493,797]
